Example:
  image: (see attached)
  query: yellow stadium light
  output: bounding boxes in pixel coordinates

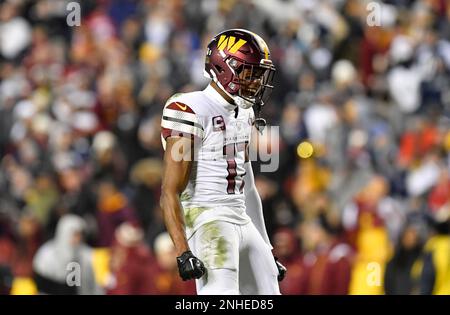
[297,141,314,159]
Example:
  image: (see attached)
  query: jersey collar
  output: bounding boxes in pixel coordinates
[204,84,236,111]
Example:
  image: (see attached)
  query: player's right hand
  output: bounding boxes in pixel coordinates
[176,250,206,281]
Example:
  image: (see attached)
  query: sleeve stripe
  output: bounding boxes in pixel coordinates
[163,108,200,125]
[161,119,204,138]
[162,116,203,130]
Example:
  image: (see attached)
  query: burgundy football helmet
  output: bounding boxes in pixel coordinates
[204,29,276,110]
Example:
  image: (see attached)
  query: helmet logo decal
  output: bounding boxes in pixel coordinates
[217,35,247,54]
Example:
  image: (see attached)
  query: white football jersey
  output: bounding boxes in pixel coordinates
[161,84,253,239]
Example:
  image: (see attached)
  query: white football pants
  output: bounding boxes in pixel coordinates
[188,220,280,295]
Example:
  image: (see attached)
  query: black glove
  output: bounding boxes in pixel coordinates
[176,250,206,281]
[274,257,287,282]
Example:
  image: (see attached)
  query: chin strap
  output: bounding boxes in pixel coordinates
[254,101,266,134]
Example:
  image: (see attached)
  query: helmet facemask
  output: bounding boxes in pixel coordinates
[227,58,276,109]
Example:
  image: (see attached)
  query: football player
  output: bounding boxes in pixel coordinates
[160,29,286,295]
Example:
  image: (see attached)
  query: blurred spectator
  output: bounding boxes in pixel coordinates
[23,173,59,228]
[384,220,424,295]
[33,214,102,295]
[0,265,13,295]
[272,228,307,295]
[13,212,42,278]
[387,35,423,114]
[151,232,196,295]
[96,179,136,247]
[428,167,450,213]
[0,1,32,61]
[419,212,450,295]
[129,158,163,239]
[106,222,156,294]
[343,175,394,294]
[0,213,15,268]
[300,214,354,295]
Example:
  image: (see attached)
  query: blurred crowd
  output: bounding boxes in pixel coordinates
[0,0,449,295]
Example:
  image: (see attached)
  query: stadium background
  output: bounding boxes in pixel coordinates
[0,0,449,295]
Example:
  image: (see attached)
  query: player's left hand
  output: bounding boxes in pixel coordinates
[274,257,287,282]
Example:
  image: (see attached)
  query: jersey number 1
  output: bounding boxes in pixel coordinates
[223,142,248,194]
